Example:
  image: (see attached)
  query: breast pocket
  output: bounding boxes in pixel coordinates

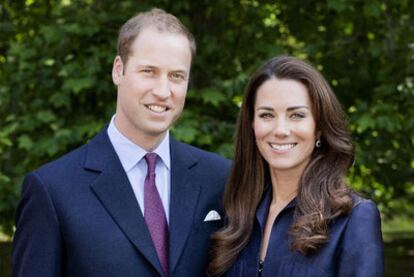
[195,218,224,235]
[195,208,224,232]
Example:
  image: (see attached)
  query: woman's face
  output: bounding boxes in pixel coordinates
[253,77,319,176]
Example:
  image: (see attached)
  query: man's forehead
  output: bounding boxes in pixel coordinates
[132,27,190,49]
[126,28,192,70]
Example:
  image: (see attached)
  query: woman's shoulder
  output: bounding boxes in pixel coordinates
[335,193,384,276]
[351,193,380,216]
[338,193,382,236]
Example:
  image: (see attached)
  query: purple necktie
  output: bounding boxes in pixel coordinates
[144,153,169,277]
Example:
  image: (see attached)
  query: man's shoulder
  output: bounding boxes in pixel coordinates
[32,128,108,178]
[33,142,88,177]
[172,139,231,167]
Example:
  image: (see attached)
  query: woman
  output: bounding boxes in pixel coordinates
[208,56,384,276]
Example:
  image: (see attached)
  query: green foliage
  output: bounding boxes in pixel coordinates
[382,216,414,239]
[1,0,413,235]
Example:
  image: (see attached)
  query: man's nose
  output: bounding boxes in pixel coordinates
[152,76,171,99]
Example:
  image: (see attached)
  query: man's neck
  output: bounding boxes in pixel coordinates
[113,116,167,152]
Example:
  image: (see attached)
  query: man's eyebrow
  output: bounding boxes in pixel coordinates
[135,65,188,72]
[171,69,188,74]
[136,64,157,69]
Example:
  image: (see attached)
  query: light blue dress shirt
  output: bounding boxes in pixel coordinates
[107,115,171,223]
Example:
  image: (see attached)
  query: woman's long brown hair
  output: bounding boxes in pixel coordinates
[207,56,354,276]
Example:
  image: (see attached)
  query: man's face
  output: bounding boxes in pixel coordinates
[112,28,192,150]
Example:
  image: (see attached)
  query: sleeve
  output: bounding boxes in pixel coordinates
[337,199,384,277]
[12,172,62,277]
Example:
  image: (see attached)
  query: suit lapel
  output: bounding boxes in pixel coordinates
[84,129,163,276]
[169,139,201,273]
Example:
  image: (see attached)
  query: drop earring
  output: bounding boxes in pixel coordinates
[315,139,321,148]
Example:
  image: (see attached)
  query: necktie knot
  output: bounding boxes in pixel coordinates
[145,153,157,175]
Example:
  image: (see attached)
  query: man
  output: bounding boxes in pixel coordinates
[13,8,231,277]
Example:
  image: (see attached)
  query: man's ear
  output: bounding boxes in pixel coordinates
[112,56,124,85]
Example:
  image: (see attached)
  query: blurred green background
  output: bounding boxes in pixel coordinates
[1,0,413,276]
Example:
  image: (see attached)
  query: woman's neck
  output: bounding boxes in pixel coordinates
[269,168,301,205]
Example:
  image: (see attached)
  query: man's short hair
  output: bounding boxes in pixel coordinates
[117,8,196,66]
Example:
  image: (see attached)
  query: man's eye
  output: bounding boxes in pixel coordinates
[170,72,185,80]
[141,69,154,74]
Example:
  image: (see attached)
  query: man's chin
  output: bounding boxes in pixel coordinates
[145,127,170,139]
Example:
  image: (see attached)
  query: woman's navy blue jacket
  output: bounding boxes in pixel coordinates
[227,191,384,277]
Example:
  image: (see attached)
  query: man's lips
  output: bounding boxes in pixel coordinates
[145,104,169,113]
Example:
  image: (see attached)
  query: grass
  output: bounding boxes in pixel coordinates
[382,216,414,241]
[0,232,10,242]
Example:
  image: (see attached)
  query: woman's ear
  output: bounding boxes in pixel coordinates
[316,130,322,140]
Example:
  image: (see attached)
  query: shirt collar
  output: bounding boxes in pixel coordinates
[107,115,171,172]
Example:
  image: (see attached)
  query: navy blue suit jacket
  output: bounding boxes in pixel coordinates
[228,191,384,277]
[12,128,231,276]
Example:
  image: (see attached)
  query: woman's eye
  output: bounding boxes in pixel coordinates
[258,113,273,119]
[291,113,305,119]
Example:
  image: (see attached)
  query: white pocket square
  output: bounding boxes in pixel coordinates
[203,210,221,222]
